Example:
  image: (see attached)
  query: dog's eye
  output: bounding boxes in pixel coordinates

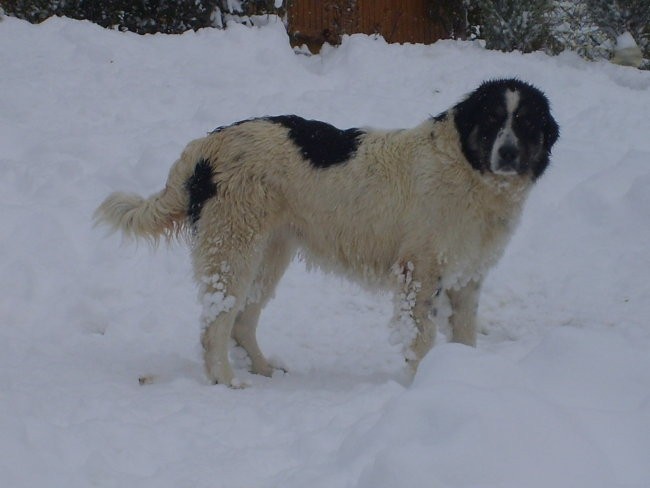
[515,114,537,132]
[487,113,500,125]
[523,120,537,131]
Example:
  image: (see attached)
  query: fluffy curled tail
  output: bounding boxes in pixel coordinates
[95,138,215,244]
[94,185,188,244]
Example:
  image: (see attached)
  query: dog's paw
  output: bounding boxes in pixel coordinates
[251,357,287,377]
[251,364,286,378]
[268,356,288,376]
[229,377,250,389]
[208,376,249,389]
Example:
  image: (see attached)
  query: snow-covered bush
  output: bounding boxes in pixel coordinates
[468,0,555,53]
[585,0,649,50]
[549,0,648,67]
[549,1,611,60]
[0,0,219,33]
[468,0,648,67]
[1,0,59,23]
[584,0,649,66]
[0,0,283,34]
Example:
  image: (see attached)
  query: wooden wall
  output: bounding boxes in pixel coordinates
[287,0,455,51]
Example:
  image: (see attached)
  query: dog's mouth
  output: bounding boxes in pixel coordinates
[493,160,520,175]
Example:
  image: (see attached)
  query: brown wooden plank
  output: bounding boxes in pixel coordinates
[287,0,451,51]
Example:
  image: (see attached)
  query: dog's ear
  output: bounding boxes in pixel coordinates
[543,114,559,152]
[453,86,484,137]
[453,91,485,172]
[531,115,559,179]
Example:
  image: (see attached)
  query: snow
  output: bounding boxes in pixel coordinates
[616,31,638,50]
[1,15,650,488]
[612,32,643,68]
[199,271,236,325]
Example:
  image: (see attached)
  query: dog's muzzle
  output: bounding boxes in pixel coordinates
[498,144,519,168]
[493,143,521,174]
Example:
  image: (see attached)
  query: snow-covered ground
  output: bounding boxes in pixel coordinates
[1,15,649,488]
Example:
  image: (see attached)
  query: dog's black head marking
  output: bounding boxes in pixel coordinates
[267,115,364,169]
[452,79,559,180]
[186,159,217,225]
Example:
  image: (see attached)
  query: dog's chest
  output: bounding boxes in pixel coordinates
[430,192,522,289]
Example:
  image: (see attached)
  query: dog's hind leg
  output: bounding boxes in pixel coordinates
[195,233,266,387]
[199,270,250,387]
[232,231,293,377]
[232,304,268,376]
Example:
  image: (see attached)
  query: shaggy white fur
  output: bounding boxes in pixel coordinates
[95,104,540,387]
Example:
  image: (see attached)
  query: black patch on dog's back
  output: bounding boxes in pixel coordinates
[267,115,364,169]
[186,159,217,225]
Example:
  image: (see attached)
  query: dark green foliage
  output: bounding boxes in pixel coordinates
[584,0,650,57]
[469,0,555,53]
[0,0,282,34]
[549,1,610,60]
[232,0,280,17]
[466,0,647,66]
[1,0,61,23]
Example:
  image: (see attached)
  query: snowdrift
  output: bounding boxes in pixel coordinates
[1,16,649,488]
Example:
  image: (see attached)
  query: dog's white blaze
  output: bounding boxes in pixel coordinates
[490,89,521,174]
[505,88,519,113]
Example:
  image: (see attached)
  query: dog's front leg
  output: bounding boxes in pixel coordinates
[232,303,275,377]
[447,278,482,347]
[394,262,439,373]
[408,291,437,370]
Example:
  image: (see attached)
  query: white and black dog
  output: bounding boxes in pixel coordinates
[95,79,559,387]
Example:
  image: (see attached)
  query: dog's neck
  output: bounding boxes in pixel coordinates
[430,114,531,203]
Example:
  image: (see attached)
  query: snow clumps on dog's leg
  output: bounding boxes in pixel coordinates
[391,261,443,378]
[390,261,421,361]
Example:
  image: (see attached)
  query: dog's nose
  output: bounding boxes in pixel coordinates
[498,145,519,164]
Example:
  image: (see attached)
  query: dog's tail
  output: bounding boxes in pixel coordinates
[94,151,200,244]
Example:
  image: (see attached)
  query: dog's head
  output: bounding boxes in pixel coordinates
[452,79,559,180]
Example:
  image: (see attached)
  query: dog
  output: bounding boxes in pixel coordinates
[95,78,559,387]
